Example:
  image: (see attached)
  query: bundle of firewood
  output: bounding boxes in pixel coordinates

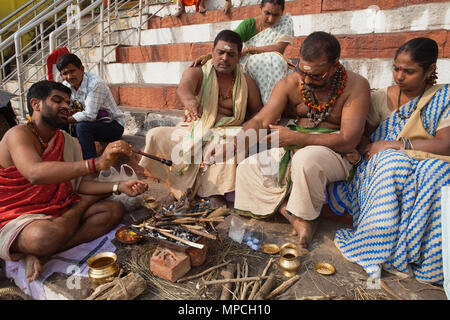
[84,271,147,300]
[177,257,299,300]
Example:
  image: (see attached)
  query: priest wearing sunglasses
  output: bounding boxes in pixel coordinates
[226,31,370,248]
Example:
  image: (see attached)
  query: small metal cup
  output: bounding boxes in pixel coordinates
[87,252,119,286]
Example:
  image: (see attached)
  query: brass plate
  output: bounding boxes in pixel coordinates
[314,262,335,275]
[115,226,143,244]
[261,243,280,255]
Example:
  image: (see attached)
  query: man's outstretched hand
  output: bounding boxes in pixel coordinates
[118,180,149,197]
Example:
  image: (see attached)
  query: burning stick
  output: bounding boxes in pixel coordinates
[171,216,225,224]
[133,223,205,249]
[181,225,217,240]
[158,230,205,249]
[131,223,173,233]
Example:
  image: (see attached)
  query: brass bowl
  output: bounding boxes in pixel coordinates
[314,262,335,276]
[279,246,300,277]
[143,196,158,210]
[261,243,280,255]
[87,252,119,286]
[115,226,143,244]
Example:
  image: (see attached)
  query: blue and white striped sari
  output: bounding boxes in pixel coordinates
[327,84,450,284]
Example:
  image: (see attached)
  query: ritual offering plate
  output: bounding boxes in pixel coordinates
[314,262,336,275]
[115,226,143,244]
[261,243,280,255]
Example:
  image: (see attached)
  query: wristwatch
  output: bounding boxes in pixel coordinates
[112,182,121,195]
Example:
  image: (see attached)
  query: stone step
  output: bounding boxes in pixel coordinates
[110,83,179,110]
[114,29,450,64]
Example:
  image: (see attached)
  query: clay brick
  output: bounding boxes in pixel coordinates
[150,246,191,282]
[185,237,208,267]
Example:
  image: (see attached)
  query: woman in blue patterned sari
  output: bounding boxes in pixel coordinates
[327,38,450,284]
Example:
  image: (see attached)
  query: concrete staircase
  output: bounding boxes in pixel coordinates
[6,0,450,132]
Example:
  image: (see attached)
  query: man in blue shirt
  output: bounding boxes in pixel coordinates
[56,53,125,160]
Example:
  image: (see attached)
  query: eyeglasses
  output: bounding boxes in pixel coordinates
[295,63,330,81]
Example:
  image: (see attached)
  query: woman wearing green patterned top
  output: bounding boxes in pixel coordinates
[193,0,294,104]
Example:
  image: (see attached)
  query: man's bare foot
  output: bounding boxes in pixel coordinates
[222,1,231,14]
[290,217,318,249]
[23,255,43,282]
[208,195,227,209]
[279,202,318,249]
[160,192,177,207]
[199,5,206,13]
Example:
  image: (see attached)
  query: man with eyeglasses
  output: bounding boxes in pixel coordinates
[228,31,370,248]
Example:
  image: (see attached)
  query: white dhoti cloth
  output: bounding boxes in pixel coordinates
[234,145,352,220]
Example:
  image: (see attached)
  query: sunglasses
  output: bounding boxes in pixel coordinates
[295,62,330,81]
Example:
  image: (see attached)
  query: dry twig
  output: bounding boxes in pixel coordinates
[253,274,277,300]
[177,260,231,283]
[248,258,274,300]
[219,264,236,300]
[266,275,300,300]
[203,276,271,286]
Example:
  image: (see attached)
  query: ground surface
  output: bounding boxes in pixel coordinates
[0,142,447,301]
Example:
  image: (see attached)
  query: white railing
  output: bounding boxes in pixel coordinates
[1,0,173,120]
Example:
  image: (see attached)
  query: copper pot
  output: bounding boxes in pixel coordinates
[87,252,119,286]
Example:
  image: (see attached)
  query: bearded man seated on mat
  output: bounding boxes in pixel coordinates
[0,80,148,282]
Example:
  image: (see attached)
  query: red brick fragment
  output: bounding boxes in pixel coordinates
[185,237,208,267]
[150,246,191,282]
